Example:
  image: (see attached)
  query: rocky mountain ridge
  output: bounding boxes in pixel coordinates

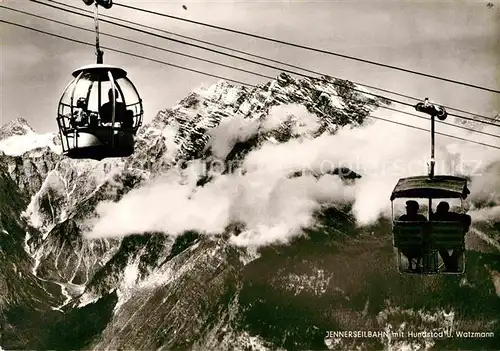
[0,73,499,350]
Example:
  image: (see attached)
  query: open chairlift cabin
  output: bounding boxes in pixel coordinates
[390,98,471,275]
[57,0,143,160]
[391,175,470,274]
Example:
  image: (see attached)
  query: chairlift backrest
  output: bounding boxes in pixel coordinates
[393,220,466,249]
[431,221,465,249]
[393,221,425,248]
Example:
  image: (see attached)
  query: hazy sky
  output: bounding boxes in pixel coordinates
[1,0,499,133]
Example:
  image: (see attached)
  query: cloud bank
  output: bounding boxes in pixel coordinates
[84,102,500,246]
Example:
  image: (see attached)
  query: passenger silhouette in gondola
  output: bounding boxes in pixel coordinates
[398,200,427,271]
[99,88,129,126]
[432,201,471,272]
[71,97,89,128]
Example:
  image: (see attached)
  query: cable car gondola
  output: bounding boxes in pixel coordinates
[390,98,471,275]
[56,0,143,160]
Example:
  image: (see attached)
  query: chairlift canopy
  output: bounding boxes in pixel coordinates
[72,64,127,80]
[390,175,470,201]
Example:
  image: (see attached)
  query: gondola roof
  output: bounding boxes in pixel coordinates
[72,64,127,80]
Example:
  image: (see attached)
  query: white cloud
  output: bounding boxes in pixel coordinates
[261,104,321,136]
[85,160,354,244]
[469,206,500,222]
[208,113,260,159]
[0,132,61,156]
[207,103,320,160]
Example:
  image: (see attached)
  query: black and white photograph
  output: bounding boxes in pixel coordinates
[1,0,499,349]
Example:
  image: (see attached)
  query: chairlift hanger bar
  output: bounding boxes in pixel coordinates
[81,0,113,63]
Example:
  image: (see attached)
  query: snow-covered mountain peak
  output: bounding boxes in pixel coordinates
[140,74,385,164]
[0,117,35,140]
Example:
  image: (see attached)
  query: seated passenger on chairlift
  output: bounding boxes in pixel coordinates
[398,200,427,271]
[432,201,471,272]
